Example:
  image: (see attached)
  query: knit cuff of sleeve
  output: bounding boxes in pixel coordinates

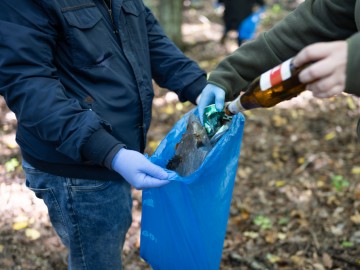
[103,143,125,170]
[81,129,125,167]
[180,75,207,104]
[208,67,243,101]
[346,33,360,97]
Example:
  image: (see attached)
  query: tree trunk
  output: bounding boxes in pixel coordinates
[158,0,184,47]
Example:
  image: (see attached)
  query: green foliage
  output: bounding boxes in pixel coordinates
[331,175,349,192]
[5,157,19,172]
[271,4,282,13]
[278,217,289,226]
[254,215,272,230]
[341,241,354,248]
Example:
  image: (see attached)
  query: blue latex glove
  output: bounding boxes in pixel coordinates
[112,148,170,189]
[197,84,226,123]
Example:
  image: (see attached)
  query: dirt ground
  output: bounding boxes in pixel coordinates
[1,2,360,270]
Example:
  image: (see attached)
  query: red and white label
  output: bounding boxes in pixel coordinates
[259,58,293,91]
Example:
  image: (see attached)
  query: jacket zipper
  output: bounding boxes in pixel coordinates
[103,0,119,34]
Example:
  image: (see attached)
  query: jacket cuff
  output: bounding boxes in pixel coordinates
[81,129,125,167]
[104,143,125,170]
[346,33,360,97]
[180,75,207,104]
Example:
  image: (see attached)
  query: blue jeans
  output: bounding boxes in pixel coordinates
[22,159,132,270]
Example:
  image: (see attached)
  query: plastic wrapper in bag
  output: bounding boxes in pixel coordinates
[140,108,245,270]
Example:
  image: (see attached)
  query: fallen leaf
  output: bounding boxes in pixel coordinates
[243,231,259,239]
[162,105,175,115]
[272,115,287,127]
[347,96,356,110]
[350,214,360,225]
[277,232,287,240]
[324,132,336,141]
[297,157,305,164]
[322,252,333,268]
[316,180,326,188]
[313,263,326,270]
[291,255,305,266]
[330,224,344,236]
[175,103,184,111]
[275,180,286,187]
[25,228,41,240]
[266,253,281,263]
[147,140,161,152]
[265,231,278,244]
[12,220,29,231]
[351,166,360,175]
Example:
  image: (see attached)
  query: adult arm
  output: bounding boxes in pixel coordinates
[208,0,358,99]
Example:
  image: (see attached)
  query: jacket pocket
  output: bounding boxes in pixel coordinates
[62,4,113,68]
[122,0,142,16]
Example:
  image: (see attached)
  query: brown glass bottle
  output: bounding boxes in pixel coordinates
[225,58,310,115]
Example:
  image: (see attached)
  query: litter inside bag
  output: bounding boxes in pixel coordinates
[166,113,212,177]
[166,105,233,177]
[140,108,245,270]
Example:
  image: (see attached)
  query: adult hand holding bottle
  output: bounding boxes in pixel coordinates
[293,41,347,99]
[112,148,170,189]
[197,84,226,123]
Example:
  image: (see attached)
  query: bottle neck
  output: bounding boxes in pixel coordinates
[224,57,311,115]
[225,94,245,115]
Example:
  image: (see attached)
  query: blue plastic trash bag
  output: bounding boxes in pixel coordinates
[140,108,245,270]
[238,6,265,41]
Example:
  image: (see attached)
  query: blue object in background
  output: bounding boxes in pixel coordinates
[238,6,265,41]
[140,108,245,270]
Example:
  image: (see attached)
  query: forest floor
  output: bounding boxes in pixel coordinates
[1,3,360,270]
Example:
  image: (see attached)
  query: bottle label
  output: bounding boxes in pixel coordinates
[259,58,293,91]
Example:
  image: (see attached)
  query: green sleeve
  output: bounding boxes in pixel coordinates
[346,32,360,96]
[208,0,357,99]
